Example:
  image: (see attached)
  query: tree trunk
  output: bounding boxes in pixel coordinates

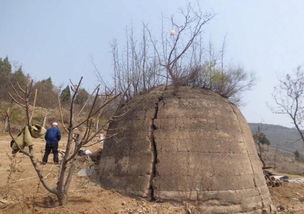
[4,117,8,132]
[57,192,68,206]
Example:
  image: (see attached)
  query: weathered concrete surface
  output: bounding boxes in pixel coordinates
[99,86,273,213]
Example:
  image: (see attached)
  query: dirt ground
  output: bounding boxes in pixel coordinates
[1,134,304,214]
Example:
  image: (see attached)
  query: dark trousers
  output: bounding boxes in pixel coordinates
[42,143,59,163]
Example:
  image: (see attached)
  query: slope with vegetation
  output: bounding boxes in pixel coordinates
[0,57,90,109]
[249,123,304,153]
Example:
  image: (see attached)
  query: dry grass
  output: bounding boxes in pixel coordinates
[259,144,304,175]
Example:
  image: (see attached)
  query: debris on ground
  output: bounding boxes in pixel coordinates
[77,168,94,177]
[78,149,93,156]
[264,170,283,187]
[277,205,285,212]
[288,178,304,184]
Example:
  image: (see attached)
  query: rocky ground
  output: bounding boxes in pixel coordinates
[0,134,304,214]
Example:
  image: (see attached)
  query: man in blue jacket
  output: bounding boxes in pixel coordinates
[42,122,61,164]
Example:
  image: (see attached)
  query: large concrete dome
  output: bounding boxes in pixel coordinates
[99,86,273,213]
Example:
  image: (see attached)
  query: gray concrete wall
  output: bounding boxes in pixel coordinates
[99,86,273,213]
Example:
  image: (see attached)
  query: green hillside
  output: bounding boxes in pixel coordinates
[249,123,304,154]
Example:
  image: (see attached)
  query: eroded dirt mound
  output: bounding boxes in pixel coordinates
[99,86,273,213]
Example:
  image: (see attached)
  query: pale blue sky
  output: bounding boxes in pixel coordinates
[1,0,304,127]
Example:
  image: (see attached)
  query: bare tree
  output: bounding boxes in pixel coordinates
[146,3,214,85]
[110,25,162,100]
[108,4,214,98]
[7,77,120,206]
[107,3,253,104]
[273,67,304,143]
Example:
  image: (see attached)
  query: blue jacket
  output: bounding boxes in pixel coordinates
[45,127,61,144]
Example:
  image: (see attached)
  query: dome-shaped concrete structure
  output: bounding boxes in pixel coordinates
[99,86,273,213]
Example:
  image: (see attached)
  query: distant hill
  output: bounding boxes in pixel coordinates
[249,123,304,154]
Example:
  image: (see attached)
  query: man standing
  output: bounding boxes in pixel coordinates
[42,122,61,164]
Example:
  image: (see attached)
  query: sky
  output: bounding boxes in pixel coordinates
[1,0,304,127]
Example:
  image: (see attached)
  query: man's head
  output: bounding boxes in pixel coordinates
[52,122,58,127]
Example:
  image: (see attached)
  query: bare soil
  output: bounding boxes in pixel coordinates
[0,134,188,214]
[0,134,304,214]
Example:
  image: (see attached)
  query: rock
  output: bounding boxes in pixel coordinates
[77,168,94,177]
[84,150,92,155]
[277,205,285,211]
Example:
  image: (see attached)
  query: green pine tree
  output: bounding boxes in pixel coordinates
[0,57,12,100]
[10,66,29,89]
[60,85,71,105]
[34,77,58,108]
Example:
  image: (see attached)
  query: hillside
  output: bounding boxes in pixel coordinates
[248,123,304,174]
[249,123,304,154]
